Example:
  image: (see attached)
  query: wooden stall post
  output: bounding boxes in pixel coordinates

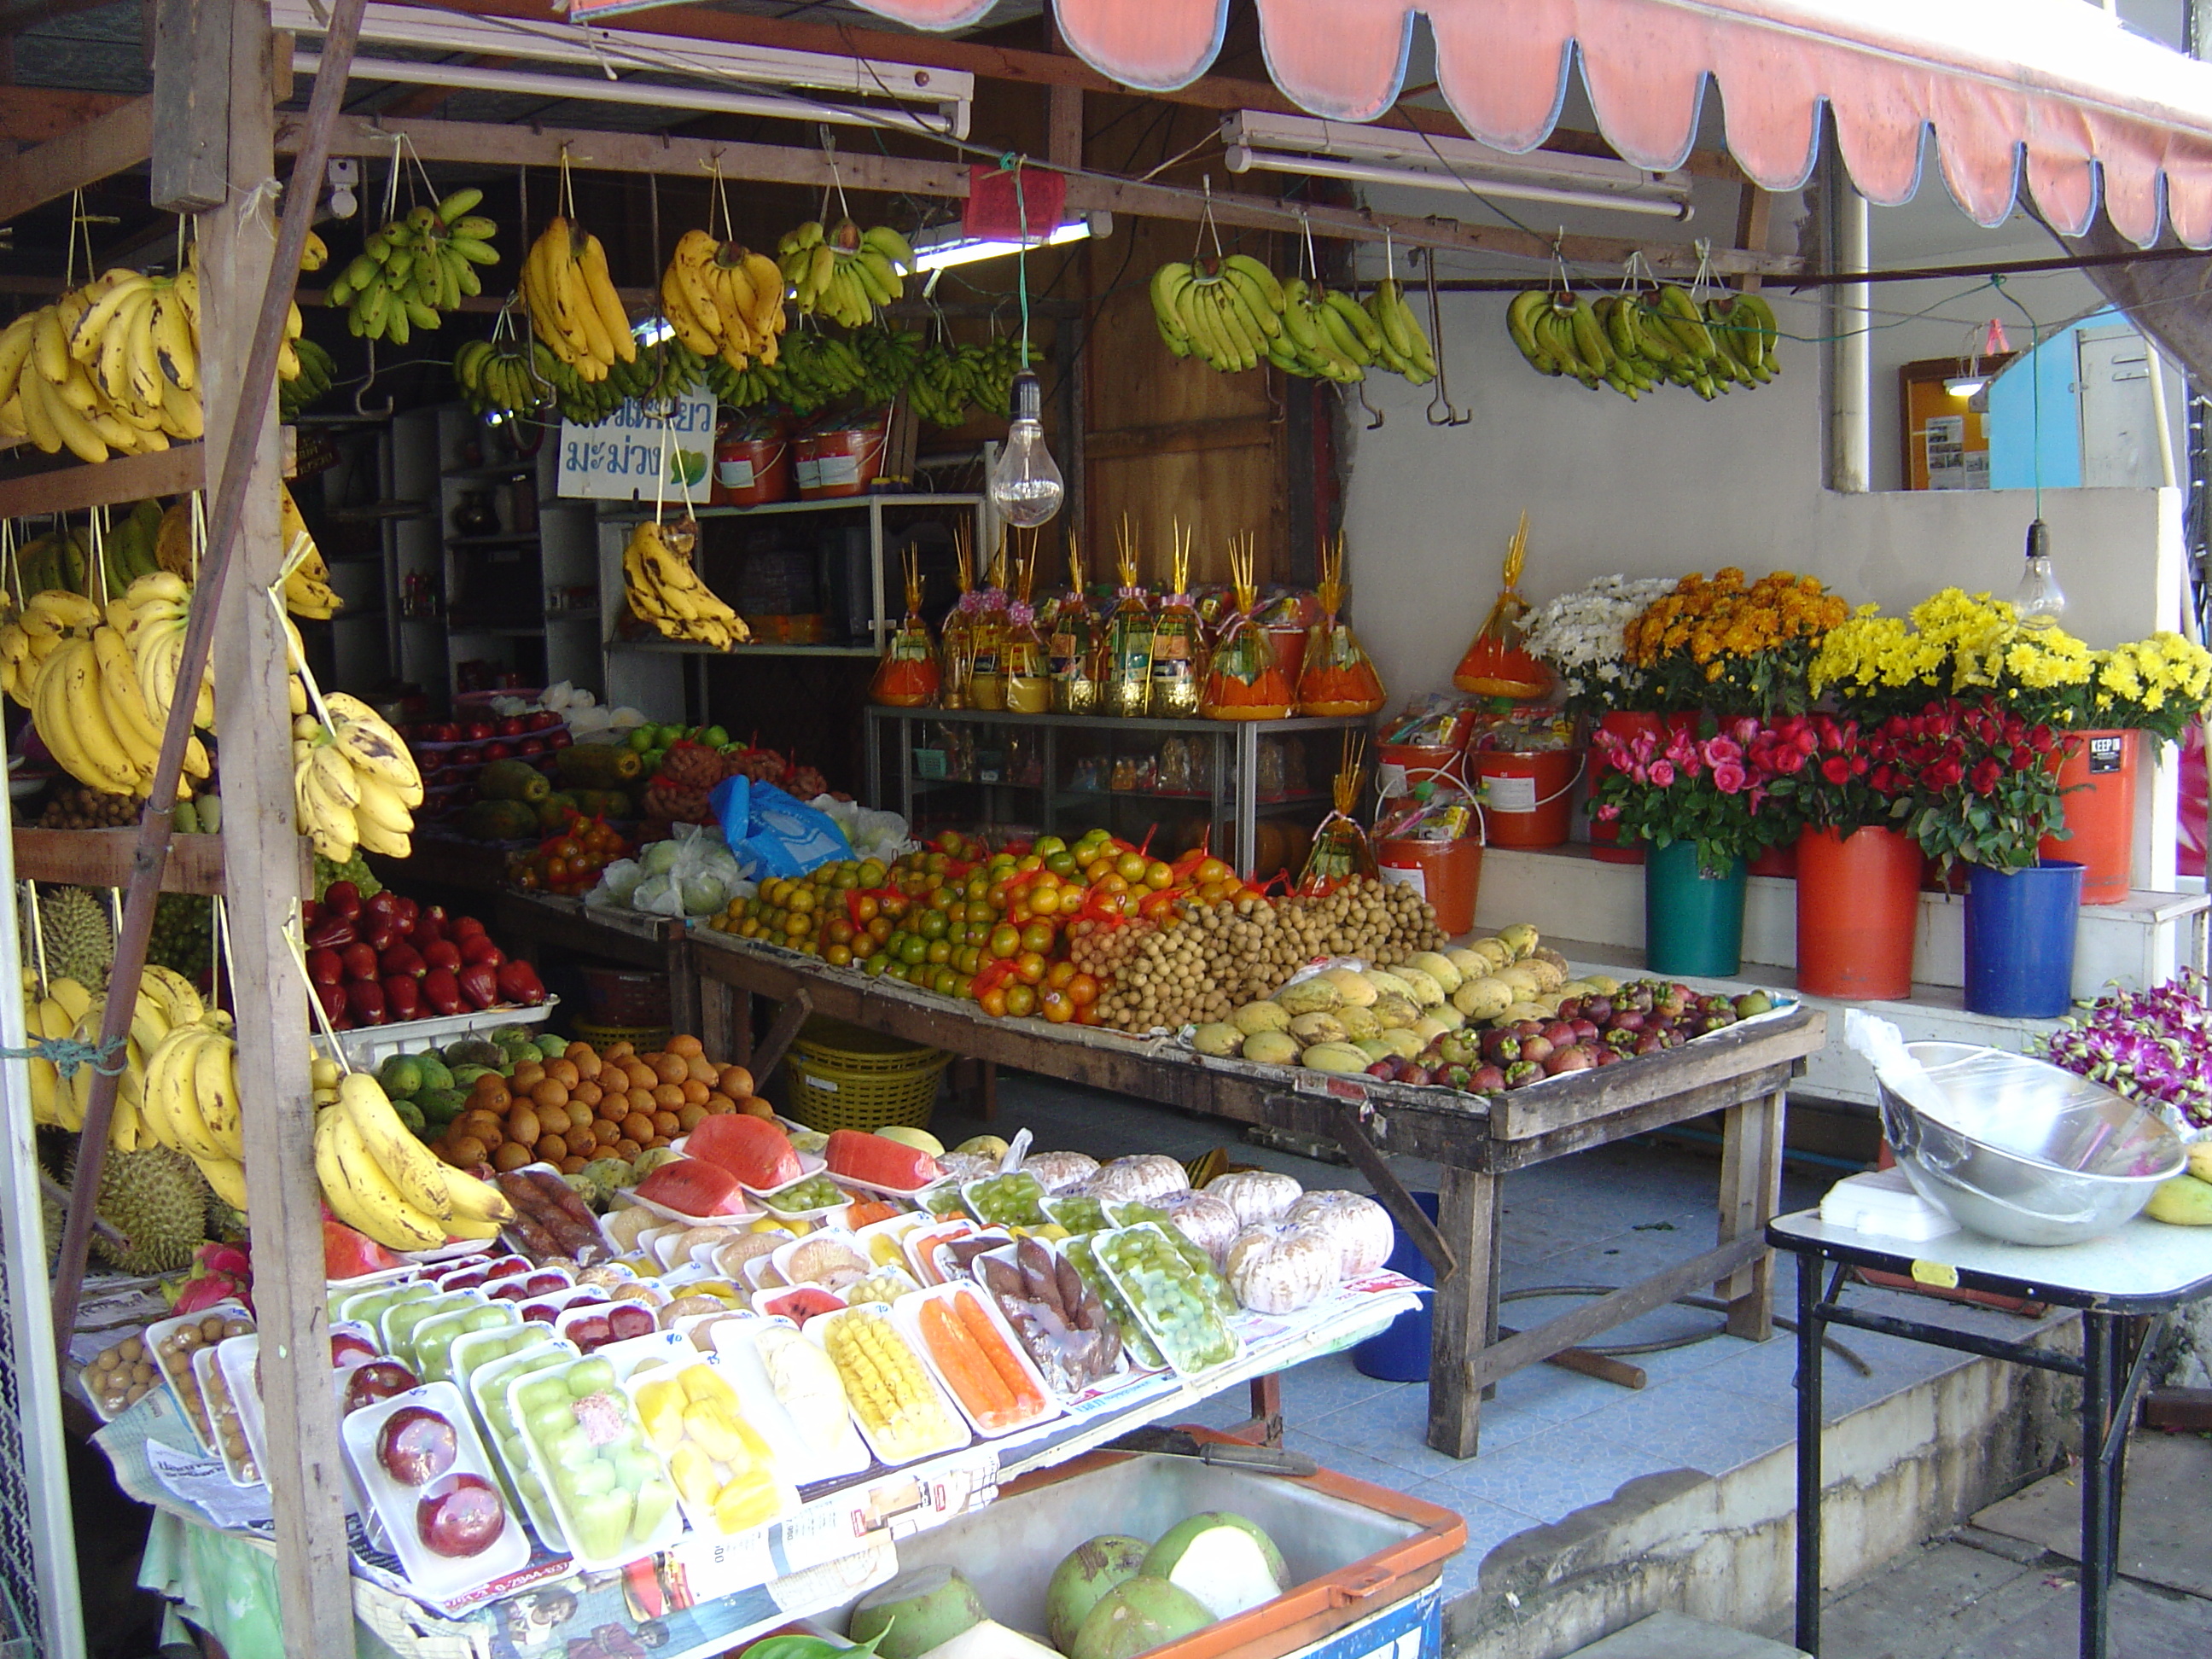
[200,0,360,1644]
[1426,1164,1498,1458]
[1716,1089,1787,1339]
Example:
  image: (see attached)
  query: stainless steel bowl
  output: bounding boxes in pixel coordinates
[1876,1041,2185,1247]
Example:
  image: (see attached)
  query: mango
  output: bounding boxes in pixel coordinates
[1336,1004,1382,1042]
[1240,1030,1301,1067]
[1363,969,1415,1001]
[1274,977,1343,1017]
[2145,1173,2212,1225]
[1522,958,1566,992]
[2189,1143,2212,1184]
[1495,923,1540,958]
[1394,967,1446,1008]
[1405,952,1462,994]
[1469,937,1514,969]
[1379,1028,1425,1059]
[1453,977,1515,1021]
[1320,968,1378,1007]
[1230,1000,1292,1036]
[1299,1041,1371,1074]
[1192,1022,1244,1057]
[1371,992,1420,1030]
[1354,1038,1395,1062]
[1444,947,1491,981]
[1288,1012,1348,1045]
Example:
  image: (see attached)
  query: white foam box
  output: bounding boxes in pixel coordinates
[1819,1167,1960,1242]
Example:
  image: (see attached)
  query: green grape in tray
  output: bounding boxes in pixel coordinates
[765,1174,846,1213]
[1040,1194,1108,1234]
[1062,1235,1167,1371]
[1093,1225,1240,1375]
[963,1172,1048,1228]
[1103,1203,1240,1323]
[923,1185,969,1217]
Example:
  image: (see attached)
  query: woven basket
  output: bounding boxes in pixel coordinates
[574,1019,672,1057]
[783,1049,950,1133]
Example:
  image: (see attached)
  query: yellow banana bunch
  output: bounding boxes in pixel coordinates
[0,265,206,463]
[621,516,748,649]
[292,692,422,862]
[661,230,789,375]
[522,215,633,383]
[278,484,341,619]
[140,1011,251,1202]
[123,570,217,738]
[313,1072,513,1252]
[777,219,911,329]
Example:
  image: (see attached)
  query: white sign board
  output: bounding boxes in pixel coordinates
[556,386,717,501]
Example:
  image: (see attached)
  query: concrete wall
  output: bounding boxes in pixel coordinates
[1338,285,2185,707]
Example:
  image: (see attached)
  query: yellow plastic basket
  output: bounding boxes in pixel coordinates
[574,1020,673,1057]
[783,1049,952,1133]
[790,1016,945,1076]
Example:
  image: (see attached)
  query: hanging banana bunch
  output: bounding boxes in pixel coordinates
[522,214,633,383]
[1363,278,1435,384]
[278,484,341,620]
[1507,285,1781,401]
[662,230,789,374]
[777,219,912,329]
[293,690,424,863]
[621,515,748,649]
[327,187,498,346]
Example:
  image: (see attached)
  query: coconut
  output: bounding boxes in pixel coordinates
[917,1622,1063,1659]
[847,1567,991,1659]
[1069,1579,1216,1659]
[1045,1534,1150,1650]
[1141,1512,1289,1619]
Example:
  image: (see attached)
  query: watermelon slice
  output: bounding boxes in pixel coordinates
[686,1113,802,1190]
[824,1128,942,1190]
[634,1157,747,1218]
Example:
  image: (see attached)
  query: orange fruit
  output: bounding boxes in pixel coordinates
[738,1096,775,1118]
[622,1060,655,1091]
[570,1080,602,1109]
[651,1053,689,1086]
[603,1041,635,1060]
[565,1040,595,1062]
[676,1104,709,1132]
[506,1108,542,1148]
[446,1135,488,1166]
[534,1134,567,1163]
[667,1034,704,1059]
[471,1080,512,1113]
[718,1065,754,1098]
[536,1104,573,1138]
[565,1129,598,1160]
[678,1079,710,1107]
[684,1055,717,1086]
[652,1110,680,1138]
[531,1078,570,1111]
[614,1138,641,1161]
[592,1119,622,1147]
[622,1112,655,1144]
[627,1087,656,1116]
[572,1050,602,1080]
[559,1155,588,1175]
[546,1058,580,1090]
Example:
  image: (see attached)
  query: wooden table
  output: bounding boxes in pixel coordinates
[689,929,1828,1457]
[492,892,701,1036]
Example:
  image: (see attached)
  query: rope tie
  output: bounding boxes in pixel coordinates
[2,1034,129,1080]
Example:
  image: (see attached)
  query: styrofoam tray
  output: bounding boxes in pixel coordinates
[806,1305,970,1469]
[341,1380,529,1602]
[315,998,560,1070]
[711,1317,870,1483]
[890,1281,1060,1441]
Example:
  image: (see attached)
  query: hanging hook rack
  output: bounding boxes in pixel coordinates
[355,337,393,418]
[1423,235,1470,426]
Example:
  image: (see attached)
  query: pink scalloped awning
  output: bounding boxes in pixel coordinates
[846,0,2212,247]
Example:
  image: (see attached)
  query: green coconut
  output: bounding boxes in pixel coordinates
[1069,1579,1215,1659]
[847,1567,990,1659]
[1140,1512,1288,1620]
[1045,1535,1150,1651]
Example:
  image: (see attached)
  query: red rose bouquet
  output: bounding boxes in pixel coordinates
[1877,697,2066,877]
[1590,715,1794,876]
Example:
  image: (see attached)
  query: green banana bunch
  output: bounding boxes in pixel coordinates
[325,188,498,346]
[1149,253,1288,374]
[1269,277,1373,382]
[907,335,1038,427]
[277,337,335,421]
[1506,285,1782,402]
[1363,279,1435,384]
[452,337,551,422]
[777,219,912,329]
[16,530,90,598]
[850,326,926,406]
[101,499,165,595]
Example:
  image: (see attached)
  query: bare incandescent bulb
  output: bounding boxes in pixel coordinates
[2014,518,2067,625]
[989,370,1063,527]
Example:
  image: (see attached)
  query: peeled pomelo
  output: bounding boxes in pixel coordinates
[1045,1534,1150,1650]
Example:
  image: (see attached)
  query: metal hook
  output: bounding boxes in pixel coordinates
[1423,245,1470,426]
[354,337,393,419]
[1353,377,1385,431]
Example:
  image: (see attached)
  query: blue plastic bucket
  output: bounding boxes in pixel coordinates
[1964,859,2084,1018]
[1353,1190,1440,1382]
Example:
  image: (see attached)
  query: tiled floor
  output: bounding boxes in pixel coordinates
[933,1072,2073,1607]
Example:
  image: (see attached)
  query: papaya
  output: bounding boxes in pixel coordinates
[538,792,580,832]
[463,798,539,841]
[479,758,550,803]
[556,742,644,788]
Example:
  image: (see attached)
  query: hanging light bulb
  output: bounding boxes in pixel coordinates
[2014,518,2067,625]
[990,370,1063,527]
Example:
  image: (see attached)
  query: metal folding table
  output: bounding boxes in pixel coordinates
[1767,1209,2212,1659]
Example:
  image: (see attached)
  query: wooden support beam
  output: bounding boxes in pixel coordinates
[0,444,202,520]
[9,828,289,895]
[151,0,228,211]
[1085,415,1277,462]
[293,113,1798,276]
[0,85,134,144]
[0,94,151,225]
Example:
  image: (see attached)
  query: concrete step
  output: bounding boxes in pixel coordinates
[1564,1611,1807,1658]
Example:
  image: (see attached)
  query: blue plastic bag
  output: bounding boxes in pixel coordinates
[711,774,854,879]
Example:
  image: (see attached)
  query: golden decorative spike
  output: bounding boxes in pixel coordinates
[1332,731,1367,817]
[1503,509,1529,587]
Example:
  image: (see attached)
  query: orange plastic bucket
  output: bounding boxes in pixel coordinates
[1470,749,1581,847]
[2040,728,2137,905]
[1378,836,1482,936]
[1376,741,1466,803]
[1796,824,1920,1000]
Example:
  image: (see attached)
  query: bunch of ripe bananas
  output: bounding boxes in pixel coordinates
[622,517,748,649]
[278,338,336,422]
[21,963,212,1166]
[137,990,252,1204]
[1507,286,1782,401]
[0,271,207,461]
[777,220,912,329]
[661,230,789,374]
[293,691,424,863]
[6,577,214,802]
[327,189,498,346]
[522,215,635,383]
[1150,256,1435,386]
[316,1069,513,1250]
[279,484,342,620]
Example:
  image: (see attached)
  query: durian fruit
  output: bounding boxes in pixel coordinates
[205,1197,247,1244]
[38,887,114,991]
[77,1144,210,1275]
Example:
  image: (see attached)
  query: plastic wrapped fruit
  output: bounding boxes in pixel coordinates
[1223,1225,1339,1314]
[1284,1191,1393,1278]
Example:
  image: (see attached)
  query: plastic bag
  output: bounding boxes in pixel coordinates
[1453,510,1551,699]
[869,549,940,708]
[1298,537,1387,717]
[586,858,644,907]
[712,775,854,879]
[1202,535,1293,719]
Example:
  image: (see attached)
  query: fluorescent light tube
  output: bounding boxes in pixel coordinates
[910,217,1101,272]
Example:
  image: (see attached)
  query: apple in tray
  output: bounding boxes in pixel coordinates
[378,1405,460,1487]
[344,1361,420,1416]
[417,1472,507,1558]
